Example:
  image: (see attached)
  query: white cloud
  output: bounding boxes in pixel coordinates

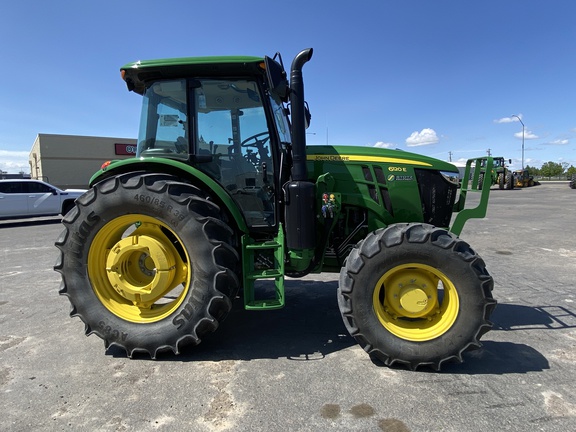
[514,130,538,140]
[373,141,395,149]
[405,128,439,147]
[495,114,523,124]
[543,139,569,146]
[0,149,30,174]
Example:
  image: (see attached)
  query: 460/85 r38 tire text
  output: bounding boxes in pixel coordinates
[338,223,496,370]
[54,172,240,358]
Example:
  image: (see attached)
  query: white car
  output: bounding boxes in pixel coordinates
[0,179,86,219]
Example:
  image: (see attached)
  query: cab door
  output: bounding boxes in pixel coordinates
[193,78,277,228]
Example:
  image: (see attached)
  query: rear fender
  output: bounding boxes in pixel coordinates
[90,158,249,233]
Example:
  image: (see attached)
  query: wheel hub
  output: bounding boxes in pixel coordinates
[373,261,461,342]
[385,271,438,318]
[399,286,430,314]
[106,235,177,307]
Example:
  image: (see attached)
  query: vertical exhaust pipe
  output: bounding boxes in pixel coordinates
[289,48,313,181]
[285,48,316,255]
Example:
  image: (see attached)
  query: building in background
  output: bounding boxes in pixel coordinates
[29,134,136,189]
[0,172,31,179]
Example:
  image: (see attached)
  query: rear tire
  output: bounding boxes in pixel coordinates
[338,223,496,370]
[55,172,240,358]
[571,174,576,189]
[61,200,76,216]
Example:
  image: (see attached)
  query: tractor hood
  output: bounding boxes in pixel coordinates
[305,145,458,173]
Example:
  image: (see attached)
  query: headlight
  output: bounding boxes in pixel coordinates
[440,171,461,186]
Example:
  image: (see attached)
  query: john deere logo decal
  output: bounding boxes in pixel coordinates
[387,174,413,182]
[306,154,432,167]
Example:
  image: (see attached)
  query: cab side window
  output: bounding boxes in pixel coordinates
[0,182,24,194]
[27,182,54,194]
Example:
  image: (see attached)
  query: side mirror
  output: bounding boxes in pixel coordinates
[265,55,289,102]
[304,101,312,129]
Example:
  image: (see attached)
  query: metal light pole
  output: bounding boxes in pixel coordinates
[511,115,525,169]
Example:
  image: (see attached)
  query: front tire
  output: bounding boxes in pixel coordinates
[55,172,240,358]
[504,173,513,190]
[338,223,496,370]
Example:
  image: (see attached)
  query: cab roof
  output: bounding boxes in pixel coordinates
[121,56,265,94]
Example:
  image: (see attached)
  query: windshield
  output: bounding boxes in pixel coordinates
[270,94,291,144]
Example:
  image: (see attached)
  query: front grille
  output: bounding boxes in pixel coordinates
[414,169,457,228]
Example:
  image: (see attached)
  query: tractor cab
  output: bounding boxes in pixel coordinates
[135,75,289,228]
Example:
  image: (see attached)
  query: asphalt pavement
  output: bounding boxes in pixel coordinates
[1,182,575,431]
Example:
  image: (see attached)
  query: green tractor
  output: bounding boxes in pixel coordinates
[55,49,497,370]
[478,157,513,190]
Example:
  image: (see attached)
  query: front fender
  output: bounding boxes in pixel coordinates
[91,158,249,233]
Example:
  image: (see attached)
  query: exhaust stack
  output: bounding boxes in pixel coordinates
[284,48,316,255]
[289,48,313,181]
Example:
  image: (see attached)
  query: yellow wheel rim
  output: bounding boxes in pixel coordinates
[88,214,190,323]
[372,263,459,341]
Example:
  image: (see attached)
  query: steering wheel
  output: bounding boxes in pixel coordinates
[241,132,269,148]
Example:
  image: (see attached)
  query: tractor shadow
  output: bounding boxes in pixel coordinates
[192,299,562,374]
[492,303,576,331]
[441,303,576,375]
[110,288,564,375]
[174,278,356,362]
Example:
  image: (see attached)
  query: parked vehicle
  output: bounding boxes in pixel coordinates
[477,157,514,190]
[0,179,85,219]
[514,169,538,188]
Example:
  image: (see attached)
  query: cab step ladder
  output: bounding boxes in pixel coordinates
[241,227,285,310]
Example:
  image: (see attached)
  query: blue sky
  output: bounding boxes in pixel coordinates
[1,1,575,173]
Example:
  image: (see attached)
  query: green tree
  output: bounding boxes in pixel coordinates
[525,164,540,176]
[540,161,564,179]
[566,165,576,177]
